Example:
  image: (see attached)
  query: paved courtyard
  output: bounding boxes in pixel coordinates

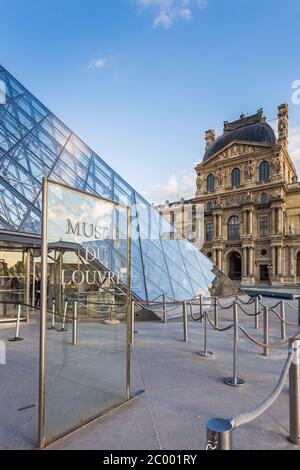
[0,296,300,450]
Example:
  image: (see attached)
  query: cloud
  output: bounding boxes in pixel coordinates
[88,57,108,69]
[133,0,207,29]
[144,171,196,203]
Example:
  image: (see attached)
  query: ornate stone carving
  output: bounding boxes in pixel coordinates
[278,104,288,149]
[196,173,202,191]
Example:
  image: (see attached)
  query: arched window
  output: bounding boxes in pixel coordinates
[228,215,240,241]
[207,201,214,211]
[259,161,270,182]
[231,167,240,187]
[207,174,215,192]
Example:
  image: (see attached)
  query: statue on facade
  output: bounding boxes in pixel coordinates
[245,160,255,180]
[272,154,281,174]
[196,173,202,191]
[288,223,295,235]
[216,168,223,186]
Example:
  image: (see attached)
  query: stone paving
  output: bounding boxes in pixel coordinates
[0,297,300,450]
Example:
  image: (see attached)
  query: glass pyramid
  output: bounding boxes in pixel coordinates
[0,65,238,301]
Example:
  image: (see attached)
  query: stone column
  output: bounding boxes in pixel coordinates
[218,214,222,238]
[271,208,276,234]
[213,214,217,239]
[242,247,247,277]
[249,247,254,276]
[217,249,222,271]
[278,246,282,275]
[249,210,253,235]
[212,249,217,265]
[271,246,276,276]
[290,246,295,276]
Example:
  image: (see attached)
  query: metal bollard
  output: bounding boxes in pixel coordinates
[214,297,219,328]
[183,301,189,342]
[47,299,56,331]
[72,301,78,346]
[298,297,300,328]
[206,418,233,450]
[289,339,300,445]
[163,293,167,324]
[254,296,259,330]
[198,311,213,357]
[9,304,24,342]
[57,301,68,332]
[280,301,286,340]
[263,306,269,357]
[199,294,203,323]
[224,301,245,386]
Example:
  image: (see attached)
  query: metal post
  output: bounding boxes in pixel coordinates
[263,306,269,357]
[289,339,300,445]
[214,297,218,328]
[206,418,233,450]
[9,304,24,342]
[47,299,56,331]
[163,293,167,324]
[57,300,68,332]
[72,301,78,346]
[298,297,300,328]
[199,294,203,323]
[131,300,135,344]
[198,311,213,357]
[254,296,259,330]
[183,300,189,342]
[224,301,245,386]
[280,300,286,340]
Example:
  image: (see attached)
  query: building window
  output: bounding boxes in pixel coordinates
[260,216,269,237]
[228,215,240,241]
[207,174,215,192]
[231,167,240,187]
[206,223,213,241]
[259,161,270,182]
[207,201,214,211]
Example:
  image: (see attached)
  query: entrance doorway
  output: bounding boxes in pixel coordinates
[228,252,242,280]
[260,264,269,282]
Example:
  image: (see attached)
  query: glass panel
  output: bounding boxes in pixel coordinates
[0,249,25,319]
[44,181,129,445]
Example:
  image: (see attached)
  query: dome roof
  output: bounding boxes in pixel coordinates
[203,119,276,161]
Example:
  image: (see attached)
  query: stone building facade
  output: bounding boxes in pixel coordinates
[159,105,300,286]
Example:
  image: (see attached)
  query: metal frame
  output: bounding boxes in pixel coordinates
[38,178,132,448]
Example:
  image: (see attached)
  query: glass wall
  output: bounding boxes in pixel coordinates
[40,181,130,446]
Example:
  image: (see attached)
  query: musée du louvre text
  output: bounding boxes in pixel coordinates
[66,219,120,241]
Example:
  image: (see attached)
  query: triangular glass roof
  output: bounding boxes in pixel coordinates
[0,65,238,301]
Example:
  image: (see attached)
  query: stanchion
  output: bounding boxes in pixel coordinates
[254,296,259,330]
[298,297,300,328]
[289,339,300,444]
[280,300,286,340]
[72,301,78,346]
[263,306,269,357]
[47,299,56,331]
[57,301,68,332]
[199,294,203,323]
[197,312,213,358]
[131,300,135,344]
[206,418,233,450]
[163,293,167,324]
[9,304,24,342]
[224,301,245,387]
[183,300,189,342]
[214,297,218,328]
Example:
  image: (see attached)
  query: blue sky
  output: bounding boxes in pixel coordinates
[1,0,300,203]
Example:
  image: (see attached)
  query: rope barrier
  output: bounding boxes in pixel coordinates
[238,324,300,349]
[269,308,297,326]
